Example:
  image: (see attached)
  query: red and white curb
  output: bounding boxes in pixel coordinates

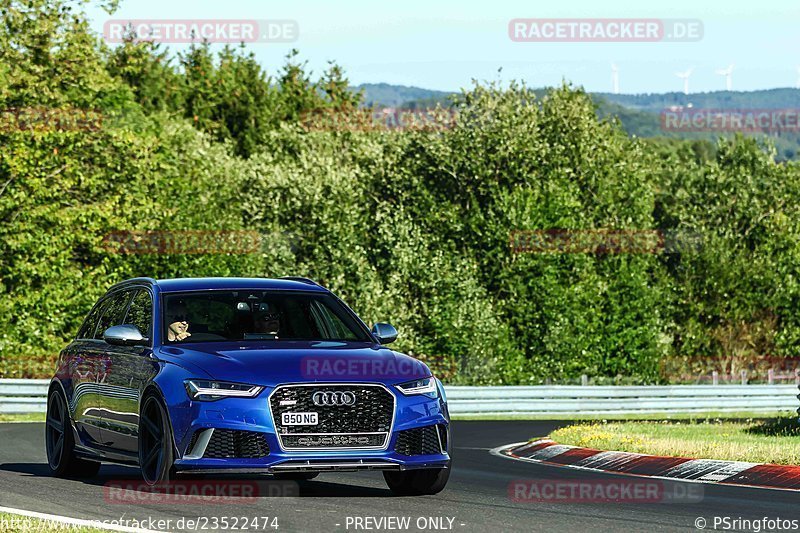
[492,439,800,492]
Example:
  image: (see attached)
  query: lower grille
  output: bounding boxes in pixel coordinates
[395,425,445,456]
[190,429,269,459]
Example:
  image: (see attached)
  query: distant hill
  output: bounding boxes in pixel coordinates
[356,82,800,112]
[355,83,453,108]
[596,89,800,112]
[593,92,800,161]
[354,83,800,160]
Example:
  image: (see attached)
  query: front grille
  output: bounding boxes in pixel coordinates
[270,384,395,449]
[395,424,445,456]
[196,429,269,459]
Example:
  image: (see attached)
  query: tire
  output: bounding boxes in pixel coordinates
[138,394,175,486]
[45,389,101,478]
[383,467,450,496]
[273,472,319,481]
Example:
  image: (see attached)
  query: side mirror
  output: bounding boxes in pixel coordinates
[103,324,147,346]
[371,323,398,345]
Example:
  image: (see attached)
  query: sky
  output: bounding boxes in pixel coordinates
[85,0,800,95]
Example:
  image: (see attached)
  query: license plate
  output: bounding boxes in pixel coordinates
[281,412,318,426]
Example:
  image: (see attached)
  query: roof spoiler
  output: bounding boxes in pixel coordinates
[108,277,157,291]
[280,276,319,286]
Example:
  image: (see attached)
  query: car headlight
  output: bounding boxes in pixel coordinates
[184,379,264,401]
[395,376,438,397]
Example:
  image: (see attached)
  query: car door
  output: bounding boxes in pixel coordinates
[82,289,133,447]
[100,288,156,452]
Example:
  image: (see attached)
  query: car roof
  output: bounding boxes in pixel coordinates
[109,277,328,294]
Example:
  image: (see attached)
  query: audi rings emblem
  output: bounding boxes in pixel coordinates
[312,390,357,406]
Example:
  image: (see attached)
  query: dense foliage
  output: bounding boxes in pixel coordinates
[1,0,799,384]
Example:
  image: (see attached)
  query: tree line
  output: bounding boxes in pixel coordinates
[1,0,799,384]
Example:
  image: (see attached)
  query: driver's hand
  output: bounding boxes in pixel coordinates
[168,321,191,341]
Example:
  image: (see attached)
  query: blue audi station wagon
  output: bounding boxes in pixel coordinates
[46,277,451,495]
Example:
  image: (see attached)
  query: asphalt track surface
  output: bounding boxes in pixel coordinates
[1,421,799,532]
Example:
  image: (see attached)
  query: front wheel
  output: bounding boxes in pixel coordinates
[138,394,175,485]
[45,389,100,478]
[383,468,450,496]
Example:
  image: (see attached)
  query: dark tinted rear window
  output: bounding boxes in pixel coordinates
[76,301,104,339]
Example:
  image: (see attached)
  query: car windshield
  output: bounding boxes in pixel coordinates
[162,291,371,343]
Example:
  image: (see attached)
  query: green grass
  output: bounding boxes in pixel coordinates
[0,413,46,423]
[548,416,800,465]
[0,512,106,532]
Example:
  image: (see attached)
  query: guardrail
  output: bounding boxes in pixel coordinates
[446,385,799,415]
[0,379,49,413]
[1,380,798,416]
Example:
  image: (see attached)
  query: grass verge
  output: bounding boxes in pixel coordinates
[548,416,800,465]
[0,413,46,423]
[0,512,106,532]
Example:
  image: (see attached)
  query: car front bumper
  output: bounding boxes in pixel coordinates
[169,386,451,473]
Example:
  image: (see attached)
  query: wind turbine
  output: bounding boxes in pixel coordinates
[611,63,620,94]
[715,64,734,90]
[675,68,693,95]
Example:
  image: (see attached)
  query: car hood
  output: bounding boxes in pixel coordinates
[157,340,431,387]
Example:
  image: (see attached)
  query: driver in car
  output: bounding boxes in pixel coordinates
[166,300,192,342]
[253,303,281,338]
